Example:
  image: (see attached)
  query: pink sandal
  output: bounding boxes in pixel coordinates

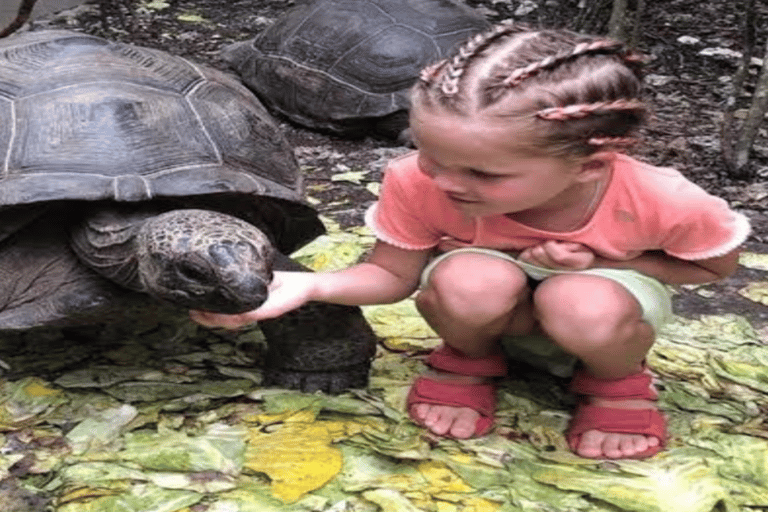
[567,366,668,459]
[407,344,507,437]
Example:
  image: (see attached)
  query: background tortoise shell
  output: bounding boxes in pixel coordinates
[222,0,490,138]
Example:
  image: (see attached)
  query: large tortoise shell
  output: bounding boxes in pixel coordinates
[0,30,321,253]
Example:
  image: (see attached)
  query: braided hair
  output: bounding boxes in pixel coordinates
[412,22,648,158]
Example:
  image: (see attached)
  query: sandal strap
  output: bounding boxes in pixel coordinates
[569,367,658,400]
[427,344,507,377]
[407,376,496,436]
[409,377,497,418]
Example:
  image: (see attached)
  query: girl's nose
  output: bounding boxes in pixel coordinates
[417,156,467,193]
[431,171,466,193]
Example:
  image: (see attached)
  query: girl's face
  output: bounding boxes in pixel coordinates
[410,107,589,218]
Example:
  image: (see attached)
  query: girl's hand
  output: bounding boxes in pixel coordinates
[189,271,314,330]
[518,241,595,270]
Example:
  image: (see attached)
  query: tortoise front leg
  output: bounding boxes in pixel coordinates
[258,253,377,393]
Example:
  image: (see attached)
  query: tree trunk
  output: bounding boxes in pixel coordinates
[607,0,629,41]
[721,0,762,178]
[0,0,39,38]
[734,39,768,172]
[629,0,645,47]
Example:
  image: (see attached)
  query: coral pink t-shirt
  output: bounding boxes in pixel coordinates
[365,151,750,261]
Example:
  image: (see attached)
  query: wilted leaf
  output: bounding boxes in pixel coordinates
[685,431,768,507]
[361,488,422,512]
[102,378,254,403]
[66,404,138,455]
[255,390,382,417]
[138,0,170,11]
[56,484,202,512]
[212,481,290,511]
[0,378,67,430]
[366,182,381,196]
[331,170,368,184]
[55,366,184,389]
[739,251,768,270]
[177,13,207,23]
[121,423,246,474]
[738,281,768,305]
[531,458,728,512]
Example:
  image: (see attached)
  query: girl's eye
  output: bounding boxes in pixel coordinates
[468,169,497,179]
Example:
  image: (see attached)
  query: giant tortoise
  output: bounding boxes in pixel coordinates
[0,30,376,392]
[222,0,489,139]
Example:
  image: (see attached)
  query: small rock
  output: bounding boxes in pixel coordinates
[514,0,539,16]
[700,47,742,60]
[677,35,701,45]
[646,74,675,87]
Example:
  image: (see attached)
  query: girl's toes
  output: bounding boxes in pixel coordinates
[448,408,480,439]
[575,430,607,458]
[601,434,624,459]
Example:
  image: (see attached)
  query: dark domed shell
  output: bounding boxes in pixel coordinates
[222,0,489,136]
[0,30,303,206]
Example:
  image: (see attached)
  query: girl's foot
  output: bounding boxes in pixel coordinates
[572,396,662,458]
[567,367,667,460]
[406,345,507,439]
[409,371,490,438]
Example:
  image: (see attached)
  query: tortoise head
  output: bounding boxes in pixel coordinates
[136,209,275,313]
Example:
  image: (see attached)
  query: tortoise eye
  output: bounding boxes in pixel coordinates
[178,263,210,284]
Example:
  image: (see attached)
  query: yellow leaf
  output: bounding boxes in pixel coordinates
[418,461,474,493]
[57,486,122,505]
[363,299,438,340]
[244,410,366,503]
[381,336,441,352]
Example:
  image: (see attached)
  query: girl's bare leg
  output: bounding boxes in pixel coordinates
[533,274,658,459]
[412,252,534,438]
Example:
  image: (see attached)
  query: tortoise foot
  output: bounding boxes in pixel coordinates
[263,362,371,394]
[259,301,377,394]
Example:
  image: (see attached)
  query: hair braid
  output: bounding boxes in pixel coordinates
[536,99,646,120]
[418,60,448,87]
[437,21,521,96]
[502,39,624,88]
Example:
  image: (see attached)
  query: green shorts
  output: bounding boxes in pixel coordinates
[420,248,673,377]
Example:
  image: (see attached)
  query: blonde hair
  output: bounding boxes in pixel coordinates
[413,22,647,158]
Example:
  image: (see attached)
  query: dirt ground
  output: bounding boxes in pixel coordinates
[17,0,768,329]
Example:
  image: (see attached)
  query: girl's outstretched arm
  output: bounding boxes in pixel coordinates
[190,240,431,329]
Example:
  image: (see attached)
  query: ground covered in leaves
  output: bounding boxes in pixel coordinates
[0,0,767,511]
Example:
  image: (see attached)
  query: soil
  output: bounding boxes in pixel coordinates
[14,0,768,330]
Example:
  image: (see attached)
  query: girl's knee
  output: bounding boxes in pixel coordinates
[534,274,644,346]
[418,252,528,316]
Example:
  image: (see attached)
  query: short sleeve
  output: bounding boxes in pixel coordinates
[659,188,751,261]
[364,156,442,250]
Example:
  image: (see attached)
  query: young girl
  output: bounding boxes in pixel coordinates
[192,22,749,460]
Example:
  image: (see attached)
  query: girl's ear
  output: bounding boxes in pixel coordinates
[577,152,613,181]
